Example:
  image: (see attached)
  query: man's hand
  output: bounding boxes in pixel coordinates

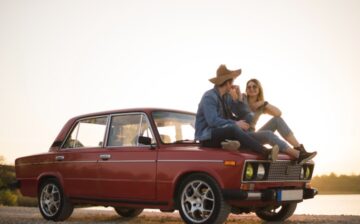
[229,85,241,101]
[236,120,249,131]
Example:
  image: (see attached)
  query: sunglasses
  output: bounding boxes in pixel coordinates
[247,85,258,90]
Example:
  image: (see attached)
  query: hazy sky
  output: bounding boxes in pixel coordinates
[1,0,359,175]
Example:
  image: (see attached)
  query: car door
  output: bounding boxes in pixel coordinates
[97,113,157,201]
[56,116,108,199]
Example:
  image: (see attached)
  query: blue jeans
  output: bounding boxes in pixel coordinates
[256,117,293,152]
[259,117,293,139]
[248,130,289,152]
[201,124,267,155]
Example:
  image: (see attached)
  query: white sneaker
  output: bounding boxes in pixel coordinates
[267,145,279,162]
[221,140,240,152]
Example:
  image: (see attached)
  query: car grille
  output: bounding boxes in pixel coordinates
[267,161,302,181]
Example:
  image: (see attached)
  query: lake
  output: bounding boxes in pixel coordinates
[85,194,360,215]
[295,194,360,215]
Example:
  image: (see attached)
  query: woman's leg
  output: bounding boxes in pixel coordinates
[250,130,304,159]
[259,117,301,147]
[249,130,290,153]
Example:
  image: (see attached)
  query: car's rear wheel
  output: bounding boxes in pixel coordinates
[177,173,230,224]
[38,178,74,221]
[255,202,297,221]
[114,207,143,218]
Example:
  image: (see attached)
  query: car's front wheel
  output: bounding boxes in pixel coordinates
[114,207,143,218]
[177,173,231,224]
[38,178,74,221]
[255,202,297,221]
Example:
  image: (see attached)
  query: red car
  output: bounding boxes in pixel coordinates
[15,108,317,224]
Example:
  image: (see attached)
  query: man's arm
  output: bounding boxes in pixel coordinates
[202,94,235,128]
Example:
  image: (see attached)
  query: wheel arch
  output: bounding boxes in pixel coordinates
[172,170,223,208]
[37,172,65,195]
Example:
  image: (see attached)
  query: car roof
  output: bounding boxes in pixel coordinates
[71,108,195,120]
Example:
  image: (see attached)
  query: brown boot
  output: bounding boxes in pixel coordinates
[295,144,317,164]
[297,151,317,165]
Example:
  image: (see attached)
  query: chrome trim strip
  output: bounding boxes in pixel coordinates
[247,192,262,200]
[17,162,58,166]
[243,179,311,183]
[18,159,224,166]
[17,161,98,166]
[17,160,157,166]
[158,160,223,163]
[98,160,156,163]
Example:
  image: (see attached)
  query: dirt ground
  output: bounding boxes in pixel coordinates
[0,206,360,224]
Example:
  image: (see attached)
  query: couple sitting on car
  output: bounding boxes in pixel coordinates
[195,64,316,164]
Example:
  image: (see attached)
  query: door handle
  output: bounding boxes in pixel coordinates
[100,154,111,160]
[55,155,64,161]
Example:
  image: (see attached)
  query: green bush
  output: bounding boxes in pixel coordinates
[0,190,17,206]
[17,194,37,207]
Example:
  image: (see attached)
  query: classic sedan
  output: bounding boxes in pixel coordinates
[15,108,317,224]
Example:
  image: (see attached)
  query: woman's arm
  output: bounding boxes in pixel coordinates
[264,102,282,117]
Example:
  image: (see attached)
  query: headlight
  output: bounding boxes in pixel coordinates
[305,166,311,179]
[300,166,305,179]
[300,166,312,180]
[256,163,266,180]
[245,163,254,180]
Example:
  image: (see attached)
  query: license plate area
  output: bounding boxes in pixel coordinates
[277,189,303,201]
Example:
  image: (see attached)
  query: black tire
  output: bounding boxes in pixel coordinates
[177,173,231,224]
[114,207,143,218]
[255,202,297,222]
[38,178,74,221]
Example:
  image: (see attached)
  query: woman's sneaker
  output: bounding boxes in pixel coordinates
[297,151,317,165]
[221,140,240,152]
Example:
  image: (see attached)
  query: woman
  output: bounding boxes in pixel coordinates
[242,78,317,160]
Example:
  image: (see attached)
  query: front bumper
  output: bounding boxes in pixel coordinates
[223,188,318,202]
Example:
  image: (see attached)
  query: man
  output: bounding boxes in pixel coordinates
[195,64,279,161]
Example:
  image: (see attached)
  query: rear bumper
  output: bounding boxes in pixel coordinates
[223,188,318,202]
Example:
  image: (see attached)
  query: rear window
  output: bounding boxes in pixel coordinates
[63,116,108,148]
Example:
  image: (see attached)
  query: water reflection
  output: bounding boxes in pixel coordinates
[296,194,360,215]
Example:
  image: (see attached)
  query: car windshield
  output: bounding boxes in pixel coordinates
[152,111,196,144]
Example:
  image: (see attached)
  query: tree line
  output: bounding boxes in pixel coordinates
[311,173,360,194]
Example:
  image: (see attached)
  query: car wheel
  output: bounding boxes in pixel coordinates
[177,173,230,224]
[255,202,297,222]
[38,178,74,221]
[114,207,143,218]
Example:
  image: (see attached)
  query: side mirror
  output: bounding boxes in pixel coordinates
[138,136,152,145]
[52,140,63,147]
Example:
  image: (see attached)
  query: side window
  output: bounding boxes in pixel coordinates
[107,114,155,147]
[153,111,195,144]
[63,117,107,149]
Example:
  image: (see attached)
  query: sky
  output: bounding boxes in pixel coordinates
[0,0,360,175]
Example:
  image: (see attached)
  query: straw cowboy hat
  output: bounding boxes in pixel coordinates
[209,64,241,85]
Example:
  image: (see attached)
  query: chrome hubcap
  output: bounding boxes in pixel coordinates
[181,180,215,223]
[40,183,61,217]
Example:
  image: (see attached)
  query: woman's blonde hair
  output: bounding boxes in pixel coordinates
[246,78,264,102]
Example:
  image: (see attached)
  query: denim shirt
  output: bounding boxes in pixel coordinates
[195,88,253,141]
